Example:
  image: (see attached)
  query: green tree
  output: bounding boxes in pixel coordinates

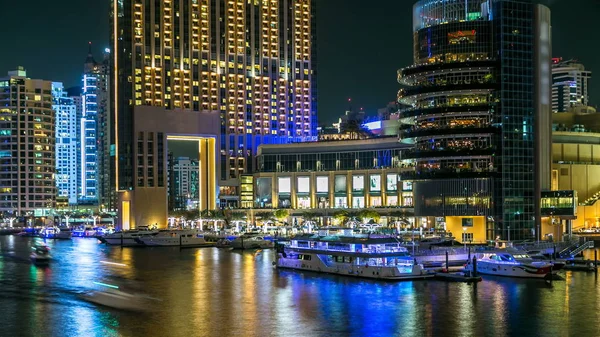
[333,209,349,224]
[273,209,290,224]
[358,209,381,224]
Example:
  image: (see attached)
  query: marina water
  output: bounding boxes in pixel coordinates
[1,236,600,337]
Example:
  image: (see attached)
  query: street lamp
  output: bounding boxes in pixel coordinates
[463,227,467,252]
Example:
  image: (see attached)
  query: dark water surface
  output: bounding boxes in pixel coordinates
[1,236,600,337]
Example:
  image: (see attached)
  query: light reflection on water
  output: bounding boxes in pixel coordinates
[1,238,600,337]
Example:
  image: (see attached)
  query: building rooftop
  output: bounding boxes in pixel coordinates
[258,136,409,156]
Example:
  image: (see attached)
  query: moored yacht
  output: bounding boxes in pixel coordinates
[38,226,72,240]
[136,229,213,247]
[231,233,274,249]
[275,229,431,280]
[102,226,159,246]
[464,250,556,279]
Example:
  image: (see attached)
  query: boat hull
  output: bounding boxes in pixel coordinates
[231,240,274,250]
[138,237,214,247]
[30,255,51,265]
[81,291,150,312]
[466,261,552,279]
[104,238,145,246]
[276,254,432,280]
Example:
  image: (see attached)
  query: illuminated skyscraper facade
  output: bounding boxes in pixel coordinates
[398,0,552,241]
[551,58,591,113]
[81,46,111,207]
[0,68,56,215]
[111,0,317,208]
[53,83,78,205]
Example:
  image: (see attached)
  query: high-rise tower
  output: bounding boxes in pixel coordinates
[551,58,591,113]
[111,0,317,212]
[398,0,552,241]
[81,44,112,208]
[53,83,78,205]
[0,68,56,215]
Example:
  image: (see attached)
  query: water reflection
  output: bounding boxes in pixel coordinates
[1,237,600,336]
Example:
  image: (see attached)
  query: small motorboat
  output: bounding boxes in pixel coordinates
[231,233,274,250]
[527,252,566,271]
[30,244,52,265]
[215,238,232,248]
[81,280,159,312]
[17,227,38,237]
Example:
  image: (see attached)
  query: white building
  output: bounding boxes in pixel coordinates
[53,83,78,205]
[552,58,592,113]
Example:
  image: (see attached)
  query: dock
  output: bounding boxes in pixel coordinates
[564,260,597,272]
[434,271,482,283]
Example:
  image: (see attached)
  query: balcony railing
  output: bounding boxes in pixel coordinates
[400,168,497,180]
[398,60,497,81]
[399,125,498,139]
[398,82,498,101]
[402,147,496,159]
[398,103,494,119]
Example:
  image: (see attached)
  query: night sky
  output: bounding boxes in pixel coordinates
[0,0,598,124]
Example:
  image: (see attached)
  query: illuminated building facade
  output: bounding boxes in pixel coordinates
[81,45,111,206]
[53,83,78,205]
[398,0,552,241]
[252,137,414,212]
[111,0,317,213]
[551,58,591,113]
[0,68,56,215]
[172,156,200,209]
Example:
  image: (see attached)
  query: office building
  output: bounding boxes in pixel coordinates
[397,0,552,241]
[53,83,78,205]
[111,0,317,218]
[171,157,200,210]
[0,68,56,215]
[552,58,592,113]
[81,44,111,207]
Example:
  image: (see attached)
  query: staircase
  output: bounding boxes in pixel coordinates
[560,240,595,258]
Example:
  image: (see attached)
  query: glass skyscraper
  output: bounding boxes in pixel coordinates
[53,83,78,205]
[81,45,111,207]
[398,0,552,240]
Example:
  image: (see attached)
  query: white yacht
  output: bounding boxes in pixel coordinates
[102,226,159,246]
[464,250,555,279]
[231,233,274,249]
[275,229,431,280]
[137,229,213,247]
[38,226,72,240]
